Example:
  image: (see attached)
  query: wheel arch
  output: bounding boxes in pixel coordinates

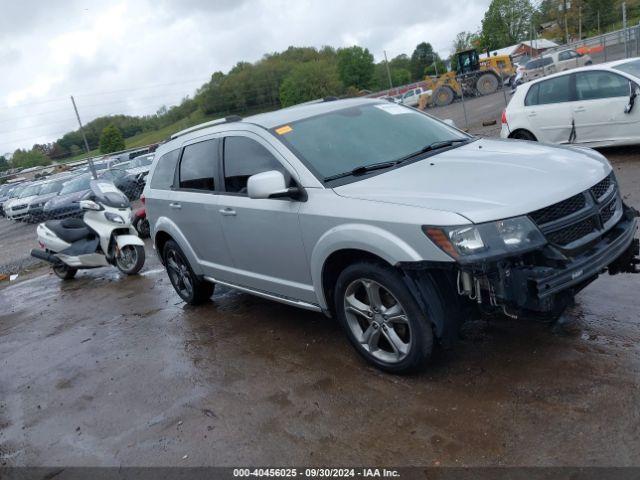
[311,224,423,311]
[508,128,538,141]
[153,216,204,275]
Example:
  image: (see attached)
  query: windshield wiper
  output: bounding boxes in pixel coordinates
[323,138,469,182]
[324,160,400,182]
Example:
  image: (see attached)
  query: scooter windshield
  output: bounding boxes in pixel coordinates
[90,180,130,208]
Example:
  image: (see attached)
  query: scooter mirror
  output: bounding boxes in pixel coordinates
[79,199,101,211]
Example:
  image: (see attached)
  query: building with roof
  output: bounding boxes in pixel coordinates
[480,39,559,62]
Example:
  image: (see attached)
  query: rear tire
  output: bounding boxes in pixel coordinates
[510,129,537,141]
[116,245,145,275]
[432,86,454,107]
[163,240,214,305]
[476,73,499,95]
[334,261,434,374]
[53,263,77,280]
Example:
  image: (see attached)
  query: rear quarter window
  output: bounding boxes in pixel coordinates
[150,149,180,190]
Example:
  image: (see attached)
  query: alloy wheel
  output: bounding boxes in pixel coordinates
[166,249,193,298]
[343,278,412,364]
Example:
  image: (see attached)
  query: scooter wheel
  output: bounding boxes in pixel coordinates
[116,245,145,275]
[53,264,77,280]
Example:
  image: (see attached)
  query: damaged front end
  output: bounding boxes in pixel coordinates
[419,172,639,319]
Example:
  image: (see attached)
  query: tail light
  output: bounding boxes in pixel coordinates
[140,194,145,205]
[501,109,507,125]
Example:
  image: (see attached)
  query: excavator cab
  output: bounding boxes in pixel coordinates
[456,49,480,75]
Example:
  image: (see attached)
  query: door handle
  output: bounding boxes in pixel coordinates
[219,208,236,216]
[574,106,586,113]
[527,111,537,117]
[169,202,181,209]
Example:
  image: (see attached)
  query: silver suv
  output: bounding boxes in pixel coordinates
[146,98,639,373]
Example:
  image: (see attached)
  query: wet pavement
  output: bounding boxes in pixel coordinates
[0,149,639,467]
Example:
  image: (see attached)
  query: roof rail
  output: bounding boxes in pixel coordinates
[170,115,242,140]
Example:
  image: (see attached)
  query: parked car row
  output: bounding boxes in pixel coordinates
[0,157,153,224]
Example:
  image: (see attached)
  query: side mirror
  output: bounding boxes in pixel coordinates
[79,199,101,211]
[247,170,300,200]
[443,119,457,128]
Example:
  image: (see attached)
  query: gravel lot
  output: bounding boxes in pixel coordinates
[1,118,639,468]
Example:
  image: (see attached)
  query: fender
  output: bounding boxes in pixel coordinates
[153,216,204,275]
[310,223,423,310]
[115,234,145,249]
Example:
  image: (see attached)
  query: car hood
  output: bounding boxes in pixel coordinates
[333,138,611,224]
[44,190,87,210]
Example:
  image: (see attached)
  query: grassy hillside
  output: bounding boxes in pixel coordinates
[61,109,217,164]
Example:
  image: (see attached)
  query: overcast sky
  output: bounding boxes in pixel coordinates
[0,0,490,155]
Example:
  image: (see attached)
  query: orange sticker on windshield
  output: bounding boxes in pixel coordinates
[275,125,292,135]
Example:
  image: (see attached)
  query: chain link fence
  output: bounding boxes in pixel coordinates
[427,25,640,134]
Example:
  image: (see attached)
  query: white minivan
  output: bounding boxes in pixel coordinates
[501,58,640,147]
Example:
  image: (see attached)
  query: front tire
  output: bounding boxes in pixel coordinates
[53,263,77,280]
[116,245,145,275]
[163,240,214,305]
[334,261,434,374]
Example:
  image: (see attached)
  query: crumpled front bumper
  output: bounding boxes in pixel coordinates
[503,213,638,311]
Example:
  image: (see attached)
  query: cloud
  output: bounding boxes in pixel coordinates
[0,0,489,154]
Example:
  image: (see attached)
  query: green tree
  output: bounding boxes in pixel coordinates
[279,61,344,107]
[336,46,375,90]
[410,42,441,81]
[0,156,9,171]
[11,149,51,168]
[99,124,125,154]
[452,31,481,53]
[480,0,534,50]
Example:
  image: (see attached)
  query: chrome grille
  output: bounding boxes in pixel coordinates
[12,203,28,210]
[600,196,618,225]
[529,173,620,250]
[546,217,598,246]
[529,193,586,225]
[590,173,614,201]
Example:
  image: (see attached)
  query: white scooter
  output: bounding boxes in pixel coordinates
[31,179,146,280]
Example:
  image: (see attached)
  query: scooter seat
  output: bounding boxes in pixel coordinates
[45,218,93,243]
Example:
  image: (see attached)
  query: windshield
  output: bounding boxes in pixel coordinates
[9,185,26,198]
[272,102,469,181]
[39,179,65,195]
[613,59,640,79]
[19,184,41,198]
[59,174,91,195]
[91,180,130,208]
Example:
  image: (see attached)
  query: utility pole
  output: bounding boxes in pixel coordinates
[383,50,393,90]
[597,11,600,36]
[578,4,582,40]
[623,2,628,58]
[70,96,97,179]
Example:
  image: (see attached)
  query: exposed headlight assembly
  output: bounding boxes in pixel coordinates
[424,216,546,262]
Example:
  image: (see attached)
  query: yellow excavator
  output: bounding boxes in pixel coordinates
[418,49,515,109]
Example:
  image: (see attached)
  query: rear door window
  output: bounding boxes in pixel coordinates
[178,139,218,191]
[524,83,540,106]
[223,136,288,194]
[150,149,180,190]
[536,75,573,104]
[575,71,630,100]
